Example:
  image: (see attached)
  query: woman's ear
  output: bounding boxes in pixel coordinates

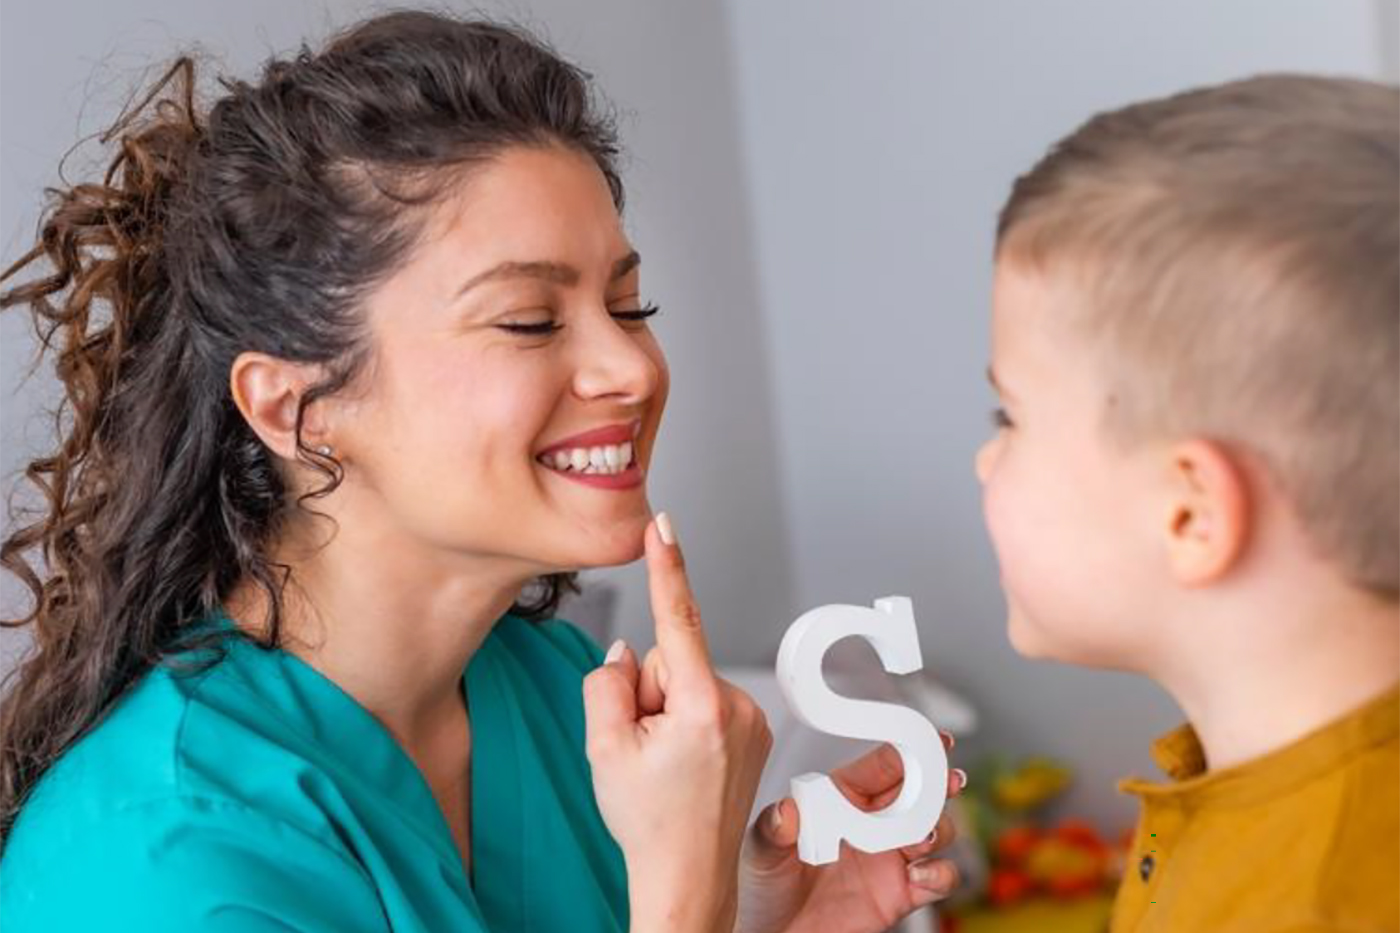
[1163,439,1251,586]
[229,351,332,461]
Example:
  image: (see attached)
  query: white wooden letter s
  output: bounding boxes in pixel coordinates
[775,597,947,865]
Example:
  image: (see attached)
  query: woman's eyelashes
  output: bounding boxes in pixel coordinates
[498,320,564,336]
[496,303,660,337]
[991,406,1014,430]
[610,302,661,328]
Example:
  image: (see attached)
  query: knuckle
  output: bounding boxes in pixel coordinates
[689,690,727,730]
[584,732,616,760]
[670,598,703,631]
[581,669,608,696]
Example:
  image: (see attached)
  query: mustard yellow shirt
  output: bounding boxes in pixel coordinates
[1112,684,1399,933]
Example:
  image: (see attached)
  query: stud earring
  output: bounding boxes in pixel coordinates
[315,444,333,456]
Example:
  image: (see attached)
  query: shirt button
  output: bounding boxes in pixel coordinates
[1139,854,1156,882]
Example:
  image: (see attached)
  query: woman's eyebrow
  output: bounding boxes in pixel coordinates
[453,250,642,300]
[611,250,641,280]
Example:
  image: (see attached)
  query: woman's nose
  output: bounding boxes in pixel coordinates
[570,313,661,403]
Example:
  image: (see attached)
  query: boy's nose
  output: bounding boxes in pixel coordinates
[974,440,995,484]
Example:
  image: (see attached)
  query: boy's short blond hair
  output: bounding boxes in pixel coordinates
[996,74,1399,598]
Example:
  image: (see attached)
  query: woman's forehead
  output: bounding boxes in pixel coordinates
[419,147,630,272]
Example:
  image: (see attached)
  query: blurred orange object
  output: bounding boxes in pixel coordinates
[987,819,1112,906]
[987,868,1035,906]
[994,825,1040,864]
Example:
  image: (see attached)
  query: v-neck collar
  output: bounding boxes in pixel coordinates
[464,629,528,928]
[198,607,513,926]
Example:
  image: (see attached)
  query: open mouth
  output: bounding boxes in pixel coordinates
[535,420,642,478]
[536,441,638,476]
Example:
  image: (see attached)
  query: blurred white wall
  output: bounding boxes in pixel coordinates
[722,0,1395,829]
[2,0,1395,833]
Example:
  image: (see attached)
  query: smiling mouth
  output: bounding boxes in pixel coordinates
[535,441,638,477]
[535,420,643,478]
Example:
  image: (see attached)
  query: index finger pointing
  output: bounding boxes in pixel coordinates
[645,513,715,689]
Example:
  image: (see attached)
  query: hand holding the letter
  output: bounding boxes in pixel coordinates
[737,735,966,933]
[583,514,774,933]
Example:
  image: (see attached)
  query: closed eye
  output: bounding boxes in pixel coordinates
[991,407,1014,429]
[497,303,659,338]
[498,321,564,336]
[611,303,660,324]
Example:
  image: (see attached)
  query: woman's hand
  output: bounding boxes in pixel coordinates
[736,737,966,933]
[583,514,774,933]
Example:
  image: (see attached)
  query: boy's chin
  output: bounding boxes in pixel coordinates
[1006,610,1050,659]
[1006,607,1077,663]
[1007,608,1137,671]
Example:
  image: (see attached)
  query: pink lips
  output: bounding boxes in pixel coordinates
[535,420,645,491]
[536,420,640,458]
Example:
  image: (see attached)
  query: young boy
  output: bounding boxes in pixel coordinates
[976,75,1398,932]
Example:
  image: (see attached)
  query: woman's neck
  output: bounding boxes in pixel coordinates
[226,511,536,756]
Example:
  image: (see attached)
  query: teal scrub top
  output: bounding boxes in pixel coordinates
[0,611,630,931]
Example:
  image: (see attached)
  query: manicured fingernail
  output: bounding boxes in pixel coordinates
[953,768,969,791]
[940,729,956,750]
[655,512,677,546]
[605,639,627,664]
[909,861,945,888]
[770,804,783,832]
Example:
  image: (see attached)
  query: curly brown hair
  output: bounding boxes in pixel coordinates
[0,10,624,847]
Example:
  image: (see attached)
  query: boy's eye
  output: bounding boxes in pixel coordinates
[991,407,1014,430]
[611,302,660,326]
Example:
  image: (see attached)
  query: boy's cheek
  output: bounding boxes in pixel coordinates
[981,479,1079,660]
[980,476,1023,576]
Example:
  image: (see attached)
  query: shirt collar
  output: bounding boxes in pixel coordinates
[1120,682,1399,806]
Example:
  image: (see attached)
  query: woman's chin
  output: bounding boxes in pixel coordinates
[556,517,650,570]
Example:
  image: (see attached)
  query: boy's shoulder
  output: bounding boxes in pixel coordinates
[1112,685,1399,932]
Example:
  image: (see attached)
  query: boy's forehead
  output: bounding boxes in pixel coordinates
[993,261,1077,350]
[991,258,1099,393]
[993,257,1084,318]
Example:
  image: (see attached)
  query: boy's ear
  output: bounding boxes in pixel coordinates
[1162,440,1251,586]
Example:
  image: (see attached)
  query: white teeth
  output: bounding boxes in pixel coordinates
[541,442,638,475]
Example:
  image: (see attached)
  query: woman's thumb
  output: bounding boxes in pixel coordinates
[583,640,640,757]
[746,797,801,873]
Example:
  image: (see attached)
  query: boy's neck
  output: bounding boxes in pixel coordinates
[1155,583,1399,774]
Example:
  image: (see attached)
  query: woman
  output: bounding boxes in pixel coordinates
[0,11,960,931]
